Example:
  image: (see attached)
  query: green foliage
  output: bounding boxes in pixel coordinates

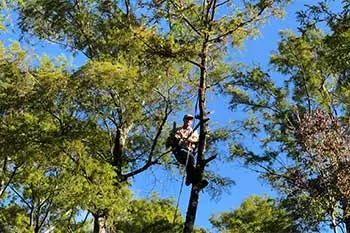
[17,0,136,58]
[210,195,299,233]
[0,42,135,232]
[113,193,183,233]
[0,0,8,31]
[0,36,185,231]
[223,1,350,232]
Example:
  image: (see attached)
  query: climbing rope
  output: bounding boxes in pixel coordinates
[172,149,190,224]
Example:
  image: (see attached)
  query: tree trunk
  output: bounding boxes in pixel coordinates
[93,124,133,233]
[330,217,338,233]
[183,182,203,232]
[345,216,350,233]
[112,128,124,178]
[93,213,108,233]
[183,38,209,233]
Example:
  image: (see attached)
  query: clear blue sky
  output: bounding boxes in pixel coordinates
[0,0,326,231]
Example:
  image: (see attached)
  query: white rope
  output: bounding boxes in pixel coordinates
[172,149,190,224]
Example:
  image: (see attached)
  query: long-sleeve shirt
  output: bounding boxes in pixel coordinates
[175,126,199,151]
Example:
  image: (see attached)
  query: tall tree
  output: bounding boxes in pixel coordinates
[0,41,135,233]
[10,1,192,232]
[224,1,350,232]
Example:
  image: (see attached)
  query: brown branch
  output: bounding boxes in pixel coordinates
[125,0,131,19]
[37,197,54,232]
[215,0,229,9]
[210,0,217,22]
[186,58,203,68]
[205,0,213,24]
[122,148,173,180]
[0,165,19,197]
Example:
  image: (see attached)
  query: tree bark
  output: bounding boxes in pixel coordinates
[345,216,350,233]
[112,127,124,178]
[93,213,108,233]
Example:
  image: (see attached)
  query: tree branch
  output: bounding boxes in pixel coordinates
[9,185,32,209]
[0,166,18,197]
[169,0,202,36]
[215,0,229,9]
[122,100,172,180]
[208,6,267,43]
[203,154,217,165]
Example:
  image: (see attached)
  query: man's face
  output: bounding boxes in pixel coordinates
[184,118,193,127]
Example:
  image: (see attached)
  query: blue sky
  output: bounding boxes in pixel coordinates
[0,0,328,231]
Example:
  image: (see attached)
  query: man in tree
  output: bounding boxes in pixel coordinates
[167,114,207,187]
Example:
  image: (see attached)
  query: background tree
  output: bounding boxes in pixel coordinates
[7,1,194,232]
[223,1,350,233]
[0,41,135,233]
[0,37,187,233]
[113,193,182,233]
[210,195,299,233]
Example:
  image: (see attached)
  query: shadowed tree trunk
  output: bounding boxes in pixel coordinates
[343,204,350,233]
[93,212,108,233]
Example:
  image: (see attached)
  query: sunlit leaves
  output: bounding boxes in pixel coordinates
[114,193,183,233]
[210,195,299,233]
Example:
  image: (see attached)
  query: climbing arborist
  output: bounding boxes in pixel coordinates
[167,114,208,188]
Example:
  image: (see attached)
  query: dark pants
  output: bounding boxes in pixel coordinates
[173,146,195,182]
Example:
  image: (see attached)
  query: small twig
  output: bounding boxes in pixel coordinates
[215,0,229,9]
[204,154,217,165]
